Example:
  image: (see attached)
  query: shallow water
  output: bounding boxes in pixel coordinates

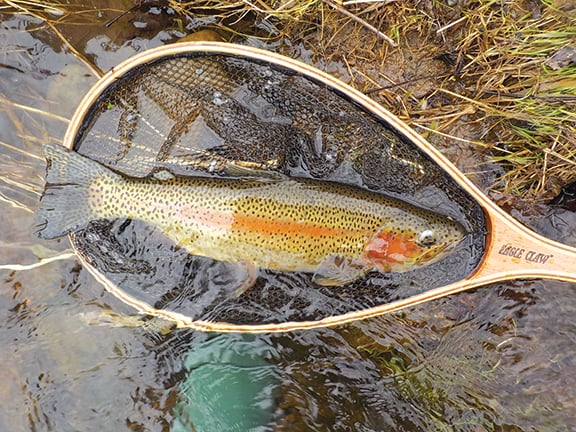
[1,5,575,431]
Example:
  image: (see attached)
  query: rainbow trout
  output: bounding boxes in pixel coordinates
[38,144,466,292]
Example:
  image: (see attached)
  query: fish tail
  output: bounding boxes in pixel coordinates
[38,144,120,239]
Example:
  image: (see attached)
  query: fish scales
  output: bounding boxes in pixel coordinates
[39,144,466,288]
[89,177,388,265]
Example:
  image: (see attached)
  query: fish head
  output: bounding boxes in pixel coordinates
[364,214,466,273]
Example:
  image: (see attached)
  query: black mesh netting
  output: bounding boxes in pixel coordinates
[70,52,486,326]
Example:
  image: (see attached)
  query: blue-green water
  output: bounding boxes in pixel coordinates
[0,4,575,431]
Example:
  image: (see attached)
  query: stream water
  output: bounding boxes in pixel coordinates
[1,4,575,431]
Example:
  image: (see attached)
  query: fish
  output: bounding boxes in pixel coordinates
[38,144,466,293]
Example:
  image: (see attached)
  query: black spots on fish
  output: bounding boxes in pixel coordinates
[52,156,465,271]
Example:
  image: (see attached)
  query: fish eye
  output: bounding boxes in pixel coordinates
[417,230,437,247]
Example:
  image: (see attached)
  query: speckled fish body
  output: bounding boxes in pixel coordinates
[39,144,466,287]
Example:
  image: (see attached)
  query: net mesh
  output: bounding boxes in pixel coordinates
[70,52,486,326]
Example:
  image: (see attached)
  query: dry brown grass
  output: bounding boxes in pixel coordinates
[5,0,576,200]
[171,0,576,200]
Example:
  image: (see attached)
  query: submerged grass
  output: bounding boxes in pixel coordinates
[4,0,576,200]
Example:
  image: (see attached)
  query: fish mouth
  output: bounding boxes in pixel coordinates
[415,237,464,267]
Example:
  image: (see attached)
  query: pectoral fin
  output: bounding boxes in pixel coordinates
[312,255,370,286]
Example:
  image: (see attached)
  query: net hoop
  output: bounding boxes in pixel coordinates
[64,42,576,333]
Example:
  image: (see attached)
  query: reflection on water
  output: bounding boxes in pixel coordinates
[0,5,575,432]
[173,333,281,431]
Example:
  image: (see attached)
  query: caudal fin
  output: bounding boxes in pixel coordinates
[38,144,119,239]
